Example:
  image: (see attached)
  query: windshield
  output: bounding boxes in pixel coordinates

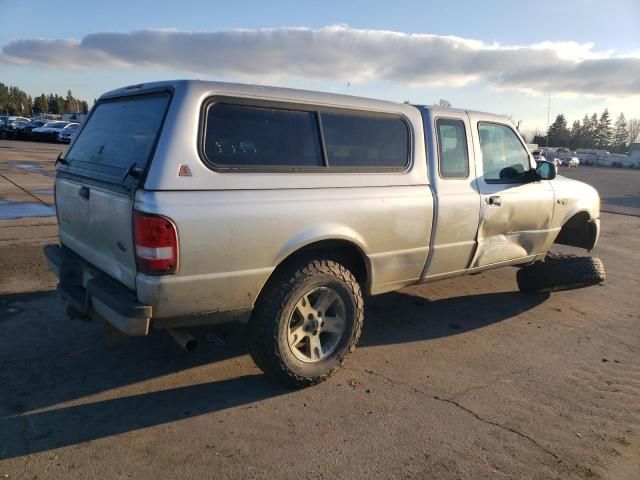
[63,92,170,184]
[48,122,68,128]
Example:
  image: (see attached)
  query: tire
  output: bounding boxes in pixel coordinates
[248,258,364,387]
[0,131,7,140]
[517,254,605,293]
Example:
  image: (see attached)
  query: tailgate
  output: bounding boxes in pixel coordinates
[56,177,137,289]
[54,91,172,289]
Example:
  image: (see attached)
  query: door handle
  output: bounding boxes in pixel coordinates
[487,195,501,206]
[78,186,90,200]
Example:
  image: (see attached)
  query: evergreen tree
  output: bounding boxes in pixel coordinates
[0,83,89,117]
[56,94,65,115]
[47,94,57,114]
[0,82,33,116]
[532,133,546,146]
[588,113,599,148]
[38,94,47,114]
[628,119,640,145]
[569,120,581,149]
[32,96,45,114]
[578,114,590,149]
[546,114,570,147]
[611,113,628,153]
[594,109,612,149]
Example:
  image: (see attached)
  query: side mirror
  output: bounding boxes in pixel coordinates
[534,160,557,180]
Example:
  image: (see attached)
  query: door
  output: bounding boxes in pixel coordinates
[422,113,481,278]
[468,118,555,268]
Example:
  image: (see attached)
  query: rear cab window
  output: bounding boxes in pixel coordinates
[435,118,469,178]
[61,92,171,186]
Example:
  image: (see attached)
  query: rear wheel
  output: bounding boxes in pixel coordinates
[517,254,605,293]
[248,258,364,387]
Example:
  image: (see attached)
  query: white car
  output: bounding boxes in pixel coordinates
[559,156,580,168]
[6,116,30,127]
[32,121,75,142]
[532,150,546,163]
[58,123,80,143]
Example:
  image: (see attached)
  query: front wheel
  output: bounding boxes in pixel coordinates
[248,258,364,387]
[517,254,605,293]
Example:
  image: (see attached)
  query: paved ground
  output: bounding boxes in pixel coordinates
[0,140,639,479]
[559,166,640,217]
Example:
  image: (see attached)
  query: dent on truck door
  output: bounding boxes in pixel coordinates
[470,121,555,268]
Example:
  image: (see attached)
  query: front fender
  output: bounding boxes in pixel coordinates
[551,176,600,226]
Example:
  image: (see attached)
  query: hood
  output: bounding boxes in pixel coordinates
[554,174,596,191]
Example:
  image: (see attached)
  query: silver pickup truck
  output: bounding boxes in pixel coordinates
[44,80,604,386]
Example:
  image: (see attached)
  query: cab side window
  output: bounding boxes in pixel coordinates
[436,118,469,178]
[204,103,323,168]
[478,123,531,183]
[320,112,409,168]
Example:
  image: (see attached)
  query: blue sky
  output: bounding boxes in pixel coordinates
[1,0,639,134]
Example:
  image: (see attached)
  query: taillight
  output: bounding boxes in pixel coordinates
[133,211,179,275]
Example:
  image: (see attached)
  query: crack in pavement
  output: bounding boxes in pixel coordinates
[447,367,532,402]
[360,368,564,463]
[0,173,52,207]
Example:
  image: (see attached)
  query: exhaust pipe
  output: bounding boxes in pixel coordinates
[167,328,198,352]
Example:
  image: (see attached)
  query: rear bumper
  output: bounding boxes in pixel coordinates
[44,244,152,335]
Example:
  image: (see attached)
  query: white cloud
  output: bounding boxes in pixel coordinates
[2,26,639,97]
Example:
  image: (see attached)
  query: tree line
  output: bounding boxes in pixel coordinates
[0,82,90,117]
[533,110,640,153]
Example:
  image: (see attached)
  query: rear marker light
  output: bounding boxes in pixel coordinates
[133,211,179,275]
[178,164,192,177]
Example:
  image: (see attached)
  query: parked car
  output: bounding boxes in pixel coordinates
[559,156,580,167]
[31,121,72,142]
[16,120,47,140]
[44,80,604,386]
[13,120,30,130]
[58,123,80,143]
[0,119,12,139]
[532,150,546,163]
[0,117,31,139]
[6,116,31,127]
